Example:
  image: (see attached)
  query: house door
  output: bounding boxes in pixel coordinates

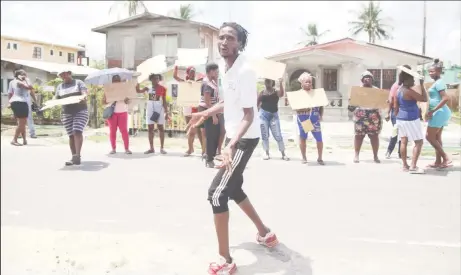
[122,36,135,69]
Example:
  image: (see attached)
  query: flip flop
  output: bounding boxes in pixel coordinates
[10,141,22,146]
[402,166,410,172]
[409,167,426,174]
[160,149,167,154]
[125,150,132,155]
[301,159,308,164]
[438,162,454,169]
[183,151,193,157]
[144,149,155,154]
[426,163,441,168]
[317,159,325,165]
[282,155,290,161]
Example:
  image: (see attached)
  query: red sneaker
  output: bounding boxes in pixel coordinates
[256,228,279,248]
[208,257,237,275]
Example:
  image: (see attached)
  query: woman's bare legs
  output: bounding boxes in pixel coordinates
[354,134,365,163]
[400,137,409,170]
[12,118,27,145]
[426,127,449,166]
[410,139,424,169]
[368,134,380,163]
[299,138,307,163]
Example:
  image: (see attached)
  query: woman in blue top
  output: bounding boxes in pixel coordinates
[394,65,428,173]
[426,59,452,169]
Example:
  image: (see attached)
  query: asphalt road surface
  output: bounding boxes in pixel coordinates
[1,141,460,275]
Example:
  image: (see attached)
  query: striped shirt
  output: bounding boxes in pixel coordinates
[199,77,218,108]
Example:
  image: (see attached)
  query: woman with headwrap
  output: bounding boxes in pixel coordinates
[55,70,89,165]
[350,71,382,163]
[394,65,427,173]
[296,72,324,165]
[174,65,206,158]
[425,59,452,169]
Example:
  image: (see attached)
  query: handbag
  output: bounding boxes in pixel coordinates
[103,102,117,120]
[150,111,160,122]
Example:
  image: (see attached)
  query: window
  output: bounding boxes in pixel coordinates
[367,69,382,88]
[322,68,338,91]
[6,42,18,50]
[68,53,75,63]
[32,46,42,59]
[59,51,63,56]
[382,69,397,90]
[152,34,178,57]
[50,49,54,56]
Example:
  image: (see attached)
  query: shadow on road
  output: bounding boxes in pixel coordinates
[59,161,110,172]
[231,242,312,275]
[107,151,189,159]
[424,166,461,177]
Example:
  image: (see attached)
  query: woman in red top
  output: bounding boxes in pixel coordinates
[136,73,169,154]
[174,65,206,158]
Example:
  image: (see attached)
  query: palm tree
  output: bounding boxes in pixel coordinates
[170,4,196,20]
[299,23,330,46]
[349,1,393,43]
[109,0,148,19]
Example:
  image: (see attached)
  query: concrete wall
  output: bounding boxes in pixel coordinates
[105,19,217,69]
[1,36,81,65]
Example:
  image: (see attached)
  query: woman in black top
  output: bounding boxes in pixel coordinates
[257,78,289,160]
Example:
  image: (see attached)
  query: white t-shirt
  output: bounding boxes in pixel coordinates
[219,55,260,139]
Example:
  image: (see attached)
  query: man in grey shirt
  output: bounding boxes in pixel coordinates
[25,91,36,138]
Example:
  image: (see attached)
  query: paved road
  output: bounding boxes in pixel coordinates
[1,140,460,275]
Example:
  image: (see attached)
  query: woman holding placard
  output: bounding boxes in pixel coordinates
[258,78,289,160]
[394,65,427,173]
[174,65,206,158]
[425,59,452,169]
[296,73,324,165]
[351,71,382,163]
[103,75,132,155]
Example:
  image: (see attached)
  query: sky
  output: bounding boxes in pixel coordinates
[1,1,460,65]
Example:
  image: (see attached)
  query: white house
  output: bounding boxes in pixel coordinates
[267,38,433,121]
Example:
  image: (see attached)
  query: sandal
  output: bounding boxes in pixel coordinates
[317,159,325,165]
[183,150,193,157]
[109,150,116,154]
[438,161,453,169]
[10,141,23,146]
[125,150,132,155]
[409,167,426,174]
[301,159,308,164]
[23,140,28,145]
[160,149,167,154]
[402,166,410,172]
[374,158,381,164]
[144,149,155,154]
[282,155,290,161]
[65,155,81,166]
[263,153,270,160]
[426,163,441,168]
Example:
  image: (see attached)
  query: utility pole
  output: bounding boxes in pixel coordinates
[422,0,427,55]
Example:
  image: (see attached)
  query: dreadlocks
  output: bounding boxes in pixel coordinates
[220,22,249,51]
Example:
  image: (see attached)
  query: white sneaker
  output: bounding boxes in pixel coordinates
[208,257,237,275]
[256,228,279,248]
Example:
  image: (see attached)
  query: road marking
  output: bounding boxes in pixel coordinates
[346,237,461,248]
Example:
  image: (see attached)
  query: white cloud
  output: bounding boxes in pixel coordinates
[1,1,460,64]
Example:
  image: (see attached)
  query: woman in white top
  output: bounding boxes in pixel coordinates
[8,69,37,146]
[103,75,132,154]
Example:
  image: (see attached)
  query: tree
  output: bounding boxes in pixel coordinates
[349,1,393,43]
[169,4,196,20]
[109,0,148,19]
[90,59,106,70]
[299,23,330,46]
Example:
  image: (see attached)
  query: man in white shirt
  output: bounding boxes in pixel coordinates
[187,22,278,275]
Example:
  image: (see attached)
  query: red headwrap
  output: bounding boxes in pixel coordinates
[185,66,196,80]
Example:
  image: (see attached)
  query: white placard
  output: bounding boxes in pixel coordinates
[397,65,424,80]
[40,95,86,110]
[250,58,287,81]
[175,48,209,67]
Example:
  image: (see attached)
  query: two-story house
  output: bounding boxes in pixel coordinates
[91,12,220,70]
[1,35,98,94]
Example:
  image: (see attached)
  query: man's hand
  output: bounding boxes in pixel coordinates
[212,115,218,125]
[278,78,283,84]
[124,97,130,104]
[419,78,425,85]
[216,144,235,171]
[385,115,390,122]
[185,111,207,134]
[165,113,170,122]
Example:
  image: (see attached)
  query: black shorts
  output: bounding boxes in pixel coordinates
[11,101,29,118]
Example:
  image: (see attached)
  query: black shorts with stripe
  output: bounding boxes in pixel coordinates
[207,137,259,214]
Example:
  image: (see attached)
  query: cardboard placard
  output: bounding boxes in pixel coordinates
[176,81,202,107]
[349,86,389,109]
[136,55,167,83]
[175,48,208,67]
[250,58,287,81]
[40,95,86,111]
[286,88,329,110]
[300,119,314,132]
[104,81,137,102]
[397,65,424,80]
